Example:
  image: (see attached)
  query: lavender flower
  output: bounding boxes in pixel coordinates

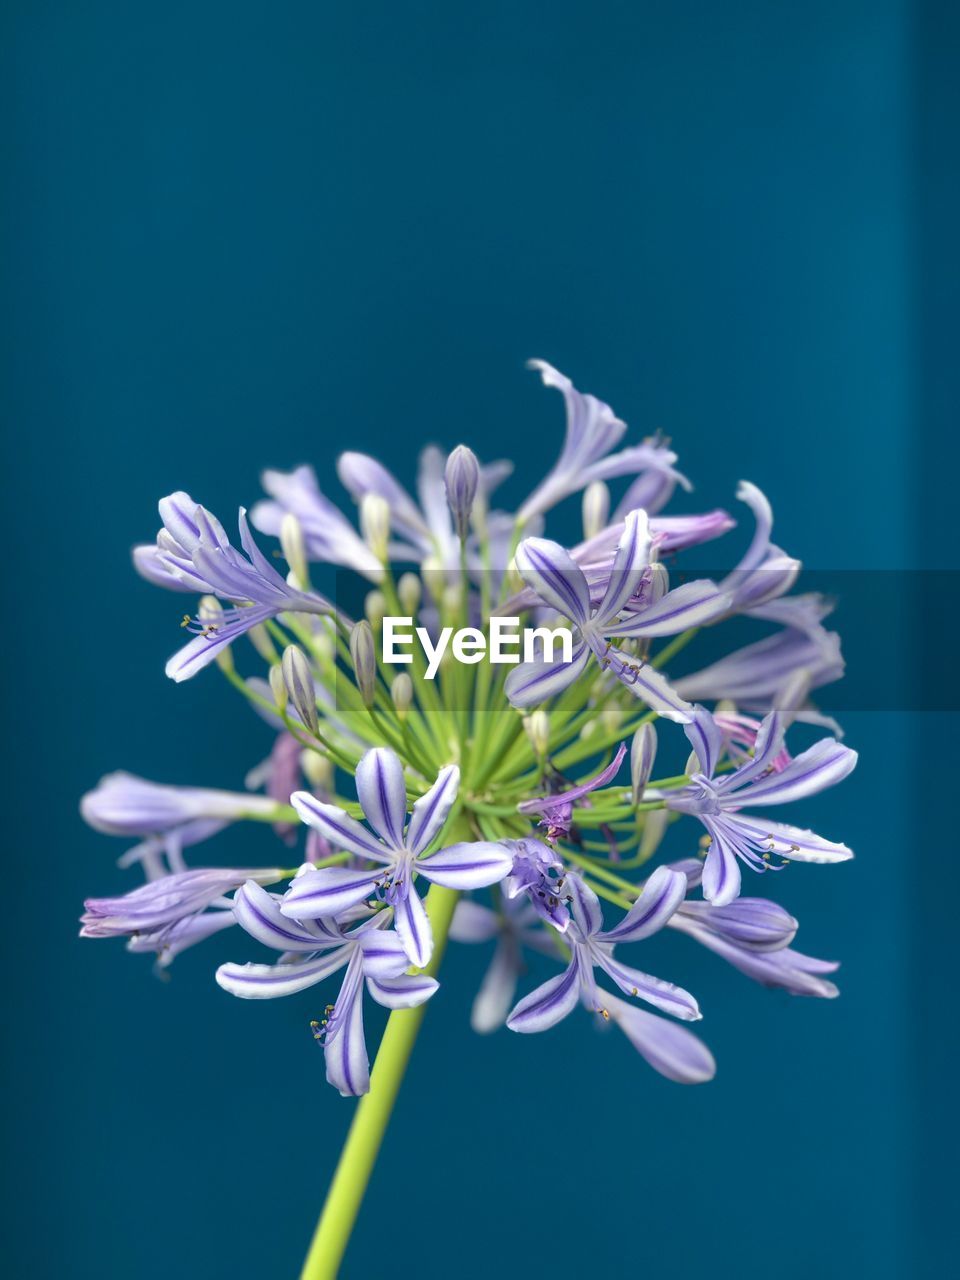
[506,867,698,1030]
[80,866,280,939]
[284,749,512,966]
[664,706,856,905]
[518,743,628,841]
[81,771,282,837]
[216,881,437,1095]
[502,835,572,931]
[133,492,334,681]
[505,510,729,718]
[603,994,717,1084]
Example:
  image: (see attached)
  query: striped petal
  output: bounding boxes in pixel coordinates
[596,952,701,1021]
[215,948,348,999]
[683,705,724,778]
[515,537,591,625]
[356,748,408,849]
[506,960,581,1033]
[324,958,370,1096]
[731,739,857,807]
[406,765,461,856]
[600,866,687,943]
[590,640,693,723]
[366,972,439,1009]
[289,793,389,862]
[358,927,411,979]
[280,866,381,920]
[608,581,733,638]
[593,509,652,628]
[701,819,743,906]
[504,641,589,708]
[394,888,433,968]
[734,816,853,863]
[606,995,716,1084]
[417,841,513,890]
[233,880,341,952]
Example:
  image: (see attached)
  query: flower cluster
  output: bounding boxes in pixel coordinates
[81,359,856,1095]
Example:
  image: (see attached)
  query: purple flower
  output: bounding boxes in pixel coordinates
[665,860,839,997]
[664,706,856,905]
[718,482,801,614]
[81,771,282,838]
[216,881,437,1095]
[250,465,384,580]
[518,743,628,842]
[449,895,561,1032]
[502,836,572,931]
[284,748,512,967]
[505,511,728,719]
[516,361,689,524]
[126,908,238,970]
[133,492,334,681]
[80,866,280,939]
[506,867,698,1031]
[603,994,717,1084]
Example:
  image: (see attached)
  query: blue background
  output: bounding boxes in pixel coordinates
[2,2,955,1277]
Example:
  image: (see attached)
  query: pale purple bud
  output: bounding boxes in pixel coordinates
[582,481,610,540]
[631,723,658,803]
[350,620,377,707]
[444,445,480,539]
[281,645,318,736]
[398,572,421,616]
[391,672,413,719]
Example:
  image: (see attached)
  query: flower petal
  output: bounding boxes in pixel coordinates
[609,581,733,638]
[683,705,724,778]
[471,938,521,1033]
[393,888,433,968]
[366,972,439,1009]
[355,748,408,849]
[233,880,341,952]
[406,765,460,856]
[358,927,411,979]
[730,739,857,807]
[600,866,687,943]
[280,866,380,919]
[449,899,501,943]
[506,960,581,1033]
[606,994,716,1083]
[596,953,701,1021]
[734,816,853,863]
[215,949,348,999]
[566,873,604,937]
[289,793,389,861]
[515,536,591,625]
[504,641,589,707]
[701,821,743,906]
[324,960,370,1096]
[593,510,652,628]
[417,841,513,890]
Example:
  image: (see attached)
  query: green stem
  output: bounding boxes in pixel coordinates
[299,880,460,1280]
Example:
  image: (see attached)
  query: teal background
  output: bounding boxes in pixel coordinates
[1,2,955,1277]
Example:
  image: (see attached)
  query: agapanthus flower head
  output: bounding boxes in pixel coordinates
[84,357,859,1124]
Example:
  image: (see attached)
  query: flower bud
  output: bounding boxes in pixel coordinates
[391,673,413,720]
[444,445,480,540]
[398,572,422,617]
[523,710,550,757]
[281,645,319,736]
[631,723,658,803]
[248,623,278,663]
[638,808,669,861]
[280,514,309,591]
[269,662,288,711]
[350,620,377,707]
[647,562,668,605]
[301,750,333,792]
[360,494,391,561]
[582,481,610,541]
[365,589,387,629]
[600,704,623,737]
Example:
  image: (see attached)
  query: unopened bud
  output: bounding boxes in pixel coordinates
[638,808,669,861]
[631,723,658,803]
[280,514,309,591]
[398,572,422,617]
[444,445,480,540]
[301,750,333,792]
[269,663,288,711]
[647,562,668,605]
[582,481,610,541]
[504,557,523,598]
[248,623,278,663]
[523,710,550,757]
[360,494,391,561]
[281,645,319,736]
[600,704,623,737]
[350,620,377,707]
[365,590,387,629]
[391,673,413,720]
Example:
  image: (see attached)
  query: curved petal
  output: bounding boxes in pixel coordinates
[506,960,581,1033]
[606,994,716,1084]
[289,793,389,862]
[417,841,513,890]
[233,880,341,953]
[366,972,439,1009]
[683,706,723,778]
[394,888,433,968]
[324,960,370,1096]
[471,938,521,1033]
[609,581,733,638]
[358,927,411,979]
[280,866,381,920]
[515,537,591,625]
[449,899,501,944]
[406,765,460,856]
[701,821,743,906]
[734,816,853,863]
[355,749,408,849]
[504,641,589,708]
[600,866,687,943]
[593,510,652,628]
[731,739,857,807]
[215,949,348,999]
[596,952,701,1021]
[566,873,603,937]
[589,640,693,723]
[677,897,798,951]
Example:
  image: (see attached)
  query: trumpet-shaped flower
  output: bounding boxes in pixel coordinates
[217,881,437,1095]
[285,748,512,967]
[664,707,856,905]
